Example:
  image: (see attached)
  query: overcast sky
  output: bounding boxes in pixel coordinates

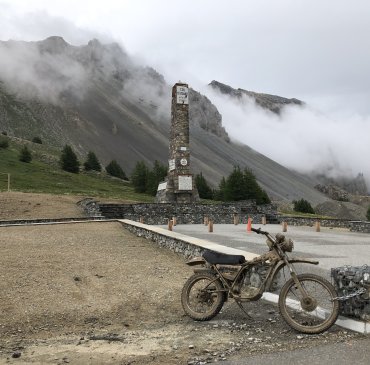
[1,0,370,113]
[1,0,370,184]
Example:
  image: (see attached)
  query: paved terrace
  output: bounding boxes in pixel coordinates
[158,223,370,279]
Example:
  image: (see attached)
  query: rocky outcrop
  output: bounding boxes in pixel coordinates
[189,89,230,142]
[209,80,303,114]
[315,184,349,201]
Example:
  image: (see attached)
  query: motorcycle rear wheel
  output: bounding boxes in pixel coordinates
[278,273,339,334]
[181,272,225,321]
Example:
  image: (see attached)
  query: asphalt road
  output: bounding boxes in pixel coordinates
[161,223,370,279]
[222,337,370,365]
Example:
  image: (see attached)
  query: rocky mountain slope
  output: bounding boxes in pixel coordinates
[0,37,329,204]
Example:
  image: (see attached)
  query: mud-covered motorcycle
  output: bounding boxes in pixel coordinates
[181,227,339,334]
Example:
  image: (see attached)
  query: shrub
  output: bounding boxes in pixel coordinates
[0,138,9,149]
[84,151,101,172]
[105,160,127,180]
[293,198,315,214]
[19,145,32,163]
[60,145,80,173]
[32,136,42,144]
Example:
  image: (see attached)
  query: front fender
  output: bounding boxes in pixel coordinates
[266,257,319,291]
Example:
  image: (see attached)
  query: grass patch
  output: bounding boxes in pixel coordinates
[0,141,154,202]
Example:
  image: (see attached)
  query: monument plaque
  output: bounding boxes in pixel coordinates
[178,176,192,191]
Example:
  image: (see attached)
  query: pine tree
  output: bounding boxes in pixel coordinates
[214,176,227,201]
[225,166,245,201]
[105,160,127,180]
[242,169,271,204]
[84,151,101,172]
[60,145,80,173]
[19,145,32,163]
[145,160,167,196]
[131,161,149,193]
[195,172,213,199]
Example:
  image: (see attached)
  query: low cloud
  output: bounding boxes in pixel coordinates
[203,87,370,187]
[0,39,89,104]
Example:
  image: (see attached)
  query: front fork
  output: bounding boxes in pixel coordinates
[284,259,310,298]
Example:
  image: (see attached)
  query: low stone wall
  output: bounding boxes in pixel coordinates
[120,221,204,259]
[350,221,370,233]
[279,216,352,229]
[96,201,277,225]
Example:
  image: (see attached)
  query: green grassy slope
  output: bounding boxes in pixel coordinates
[0,140,154,202]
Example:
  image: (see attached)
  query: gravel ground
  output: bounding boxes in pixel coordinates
[0,193,367,364]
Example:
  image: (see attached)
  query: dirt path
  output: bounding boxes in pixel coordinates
[0,193,366,364]
[0,192,86,220]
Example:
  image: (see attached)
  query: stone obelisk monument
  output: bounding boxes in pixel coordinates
[155,82,199,203]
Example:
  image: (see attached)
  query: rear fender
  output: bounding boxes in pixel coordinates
[185,256,206,266]
[266,257,319,291]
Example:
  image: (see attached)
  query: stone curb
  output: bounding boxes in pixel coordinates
[119,219,369,334]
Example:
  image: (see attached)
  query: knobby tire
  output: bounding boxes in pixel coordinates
[181,272,225,321]
[278,273,339,334]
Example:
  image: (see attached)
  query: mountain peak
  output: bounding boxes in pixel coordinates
[38,36,69,54]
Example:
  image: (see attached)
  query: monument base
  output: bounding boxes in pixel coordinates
[155,179,199,203]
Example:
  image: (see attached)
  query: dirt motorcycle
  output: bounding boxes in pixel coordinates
[181,227,339,334]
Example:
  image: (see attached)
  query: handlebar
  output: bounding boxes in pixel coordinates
[251,227,269,235]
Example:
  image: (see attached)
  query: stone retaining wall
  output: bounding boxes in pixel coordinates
[350,221,370,233]
[120,221,204,259]
[95,200,278,225]
[279,216,352,229]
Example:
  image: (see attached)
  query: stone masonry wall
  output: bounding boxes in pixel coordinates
[97,201,277,225]
[121,221,204,259]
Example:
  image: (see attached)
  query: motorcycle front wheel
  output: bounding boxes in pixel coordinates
[278,273,339,334]
[181,272,225,321]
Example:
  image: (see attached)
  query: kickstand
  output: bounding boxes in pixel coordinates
[235,300,252,319]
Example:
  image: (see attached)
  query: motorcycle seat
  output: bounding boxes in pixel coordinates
[203,250,246,265]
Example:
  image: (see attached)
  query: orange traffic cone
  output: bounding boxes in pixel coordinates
[247,217,252,233]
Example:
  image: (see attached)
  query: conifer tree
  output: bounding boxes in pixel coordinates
[60,145,80,173]
[145,160,167,196]
[105,160,127,180]
[84,151,101,172]
[19,145,32,163]
[131,161,149,193]
[195,172,213,199]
